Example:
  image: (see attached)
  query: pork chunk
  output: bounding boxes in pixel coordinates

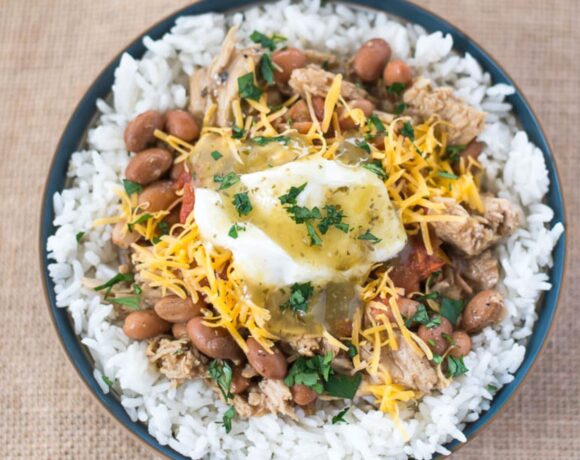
[403,77,486,145]
[430,196,521,256]
[146,337,206,386]
[455,250,500,291]
[289,66,369,101]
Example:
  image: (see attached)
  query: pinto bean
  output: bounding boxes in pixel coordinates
[369,296,419,323]
[291,384,318,406]
[124,110,165,153]
[186,317,244,361]
[111,221,140,249]
[230,367,251,395]
[460,140,484,164]
[461,290,504,334]
[449,331,472,358]
[338,99,376,130]
[417,316,453,355]
[292,121,313,134]
[154,295,205,323]
[125,148,173,185]
[286,100,311,122]
[383,60,413,87]
[166,110,200,142]
[353,38,392,82]
[138,180,178,212]
[273,47,307,84]
[311,96,326,121]
[123,310,171,340]
[246,338,287,380]
[171,322,189,340]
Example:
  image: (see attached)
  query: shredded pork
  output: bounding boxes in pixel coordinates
[146,337,207,386]
[289,65,369,101]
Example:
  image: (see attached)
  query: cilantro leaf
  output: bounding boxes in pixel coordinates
[123,179,142,196]
[317,205,349,235]
[486,384,498,393]
[131,213,152,226]
[442,332,455,345]
[279,183,307,205]
[367,113,385,133]
[325,373,362,399]
[331,407,350,425]
[401,121,415,140]
[286,205,321,224]
[437,171,458,180]
[259,53,275,85]
[221,405,235,433]
[284,352,333,394]
[362,161,387,180]
[157,221,170,235]
[394,102,407,115]
[75,231,85,243]
[228,223,246,239]
[94,273,134,294]
[432,353,444,365]
[306,221,322,246]
[345,341,358,358]
[440,297,465,325]
[425,315,441,329]
[213,172,240,190]
[405,303,429,327]
[446,355,468,378]
[445,144,466,163]
[238,72,262,101]
[358,229,382,244]
[211,150,223,161]
[280,282,314,315]
[231,124,246,139]
[208,360,233,401]
[355,139,371,153]
[232,192,253,216]
[387,82,406,95]
[249,30,286,51]
[252,135,289,146]
[109,296,141,309]
[102,375,113,386]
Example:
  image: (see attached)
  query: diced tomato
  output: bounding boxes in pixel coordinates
[179,182,195,223]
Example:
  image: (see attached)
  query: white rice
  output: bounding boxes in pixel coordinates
[46,1,564,459]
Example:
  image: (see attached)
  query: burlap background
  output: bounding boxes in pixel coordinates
[0,0,577,458]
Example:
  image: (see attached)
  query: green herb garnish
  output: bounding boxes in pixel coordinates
[442,332,455,345]
[284,352,333,394]
[259,53,275,85]
[75,231,85,243]
[94,273,134,294]
[157,221,170,235]
[123,179,142,196]
[306,221,323,246]
[232,124,246,139]
[432,354,444,365]
[279,183,307,205]
[221,405,235,433]
[401,121,415,140]
[345,342,358,358]
[249,30,286,51]
[280,282,314,315]
[437,171,459,180]
[325,373,362,399]
[252,135,289,146]
[362,161,387,180]
[445,144,466,163]
[102,375,113,386]
[486,384,498,393]
[355,139,371,153]
[331,407,350,425]
[228,223,246,239]
[318,205,349,235]
[238,72,262,101]
[109,296,141,309]
[358,229,382,244]
[285,205,322,223]
[387,82,406,95]
[213,172,240,190]
[232,192,253,216]
[394,102,407,115]
[425,315,442,329]
[367,114,386,133]
[208,360,233,400]
[133,283,142,295]
[446,355,468,378]
[440,297,465,326]
[405,303,429,327]
[211,150,223,161]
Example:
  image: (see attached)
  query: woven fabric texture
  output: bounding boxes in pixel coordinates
[0,0,577,458]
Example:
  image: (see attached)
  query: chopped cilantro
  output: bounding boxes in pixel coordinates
[213,172,240,190]
[354,138,371,153]
[318,205,349,235]
[285,205,322,223]
[228,223,246,239]
[306,221,322,246]
[110,296,141,309]
[417,291,440,302]
[231,124,246,139]
[211,150,223,161]
[133,283,142,295]
[445,144,466,163]
[279,183,307,205]
[486,384,498,393]
[446,355,468,378]
[358,229,382,244]
[284,352,333,394]
[425,271,441,290]
[394,102,407,115]
[437,171,458,180]
[157,221,170,235]
[401,121,415,140]
[238,72,262,101]
[249,30,286,51]
[387,82,406,95]
[208,360,233,400]
[440,297,465,326]
[252,135,289,146]
[425,315,441,329]
[325,373,362,399]
[405,303,429,327]
[102,375,113,386]
[232,192,253,216]
[75,231,85,243]
[432,353,444,365]
[94,273,134,295]
[221,405,235,433]
[280,282,314,315]
[367,114,385,133]
[345,341,358,358]
[331,407,350,425]
[131,213,152,226]
[362,161,387,180]
[123,179,142,196]
[259,53,275,85]
[442,332,455,345]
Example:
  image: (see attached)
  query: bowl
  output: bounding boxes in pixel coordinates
[39,0,567,458]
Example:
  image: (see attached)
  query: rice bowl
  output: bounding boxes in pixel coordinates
[42,1,565,459]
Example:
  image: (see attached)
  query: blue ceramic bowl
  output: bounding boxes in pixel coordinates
[40,0,567,458]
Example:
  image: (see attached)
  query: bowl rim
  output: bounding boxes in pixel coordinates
[39,0,567,459]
